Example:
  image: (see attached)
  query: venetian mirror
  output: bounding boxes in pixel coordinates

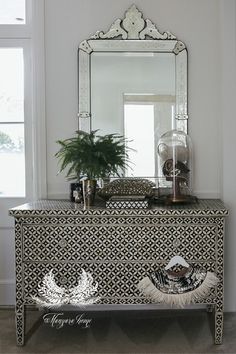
[78,5,188,179]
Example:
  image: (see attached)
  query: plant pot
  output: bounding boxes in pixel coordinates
[82,179,97,208]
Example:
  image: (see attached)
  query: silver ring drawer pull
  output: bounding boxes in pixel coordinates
[173,238,181,248]
[60,276,67,285]
[59,239,67,248]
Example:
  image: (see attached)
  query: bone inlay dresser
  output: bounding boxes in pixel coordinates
[9,199,228,345]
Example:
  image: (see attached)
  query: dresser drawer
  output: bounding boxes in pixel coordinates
[23,261,216,305]
[21,215,220,226]
[22,223,218,261]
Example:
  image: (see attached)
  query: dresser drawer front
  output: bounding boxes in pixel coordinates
[23,223,217,261]
[21,216,220,225]
[23,262,216,305]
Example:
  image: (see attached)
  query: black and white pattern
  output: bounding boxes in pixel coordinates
[106,199,149,209]
[150,266,207,294]
[137,265,219,308]
[10,199,228,345]
[9,199,229,217]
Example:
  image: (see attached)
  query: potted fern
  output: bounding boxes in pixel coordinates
[55,130,130,206]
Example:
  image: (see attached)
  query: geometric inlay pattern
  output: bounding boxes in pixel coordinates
[23,261,217,302]
[22,224,217,262]
[10,199,228,345]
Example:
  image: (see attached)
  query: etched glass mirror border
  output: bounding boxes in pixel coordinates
[78,5,188,181]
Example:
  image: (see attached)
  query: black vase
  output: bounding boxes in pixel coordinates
[70,182,83,203]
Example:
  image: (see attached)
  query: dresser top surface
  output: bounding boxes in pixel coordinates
[9,199,228,217]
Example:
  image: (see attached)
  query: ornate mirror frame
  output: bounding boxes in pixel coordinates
[78,4,188,134]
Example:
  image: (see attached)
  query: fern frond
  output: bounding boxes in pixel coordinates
[55,130,131,180]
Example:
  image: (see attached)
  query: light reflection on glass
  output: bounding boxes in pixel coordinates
[0,48,25,197]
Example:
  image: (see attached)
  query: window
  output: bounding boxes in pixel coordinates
[124,93,175,177]
[0,0,25,24]
[124,103,155,177]
[0,0,46,200]
[0,48,25,196]
[0,0,45,306]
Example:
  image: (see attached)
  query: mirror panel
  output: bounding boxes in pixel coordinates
[78,5,188,179]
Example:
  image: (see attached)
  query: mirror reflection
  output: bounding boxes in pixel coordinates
[91,52,176,177]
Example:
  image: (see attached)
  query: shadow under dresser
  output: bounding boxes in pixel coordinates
[9,199,228,346]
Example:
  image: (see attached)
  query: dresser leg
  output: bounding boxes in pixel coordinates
[215,311,223,345]
[15,304,25,346]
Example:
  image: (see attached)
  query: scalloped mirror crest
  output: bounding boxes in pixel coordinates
[79,4,181,53]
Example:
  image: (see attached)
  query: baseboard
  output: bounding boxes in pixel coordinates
[0,279,15,305]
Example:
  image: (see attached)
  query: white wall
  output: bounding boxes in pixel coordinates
[1,0,236,311]
[220,0,236,312]
[45,0,222,199]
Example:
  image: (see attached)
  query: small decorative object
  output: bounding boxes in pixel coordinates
[137,255,218,308]
[55,130,130,207]
[32,269,100,309]
[157,129,196,204]
[98,178,155,200]
[70,182,83,203]
[106,195,149,209]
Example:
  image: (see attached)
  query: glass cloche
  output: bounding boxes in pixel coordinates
[157,130,195,204]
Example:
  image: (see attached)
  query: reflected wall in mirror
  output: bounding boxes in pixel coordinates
[78,5,188,180]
